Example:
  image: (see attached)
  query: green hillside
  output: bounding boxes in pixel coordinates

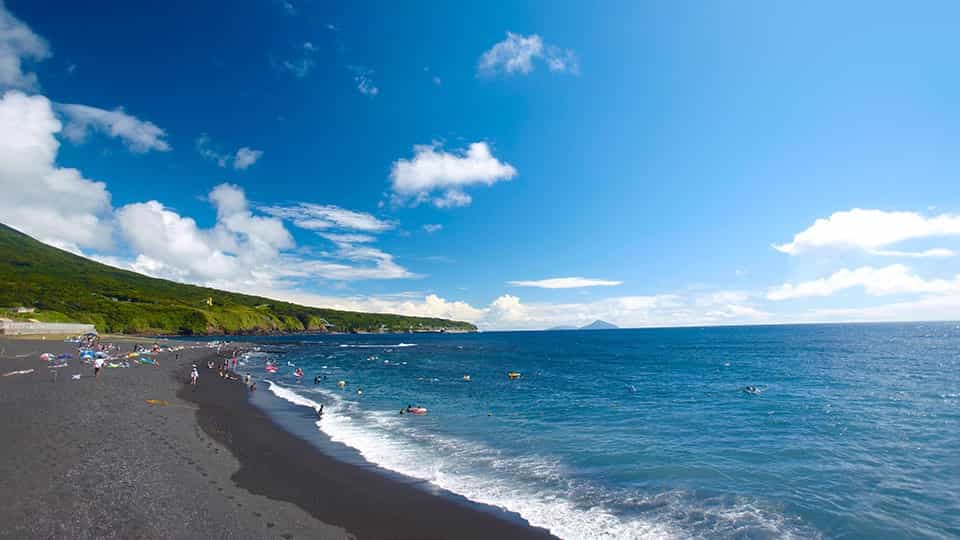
[0,224,476,335]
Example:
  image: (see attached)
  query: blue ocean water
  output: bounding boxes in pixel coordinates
[226,324,958,539]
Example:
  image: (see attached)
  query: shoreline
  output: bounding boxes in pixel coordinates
[180,346,557,540]
[0,337,555,539]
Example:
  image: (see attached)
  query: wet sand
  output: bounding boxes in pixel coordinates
[0,337,555,540]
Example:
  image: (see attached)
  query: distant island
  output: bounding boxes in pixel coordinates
[0,223,476,336]
[547,320,619,331]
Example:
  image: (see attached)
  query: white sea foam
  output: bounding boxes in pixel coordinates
[265,381,676,539]
[338,343,417,348]
[263,382,812,539]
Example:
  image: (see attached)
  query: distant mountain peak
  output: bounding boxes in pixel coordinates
[580,320,618,330]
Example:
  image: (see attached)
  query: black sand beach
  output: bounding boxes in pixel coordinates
[0,337,556,540]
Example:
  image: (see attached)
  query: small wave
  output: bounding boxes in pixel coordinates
[266,380,325,410]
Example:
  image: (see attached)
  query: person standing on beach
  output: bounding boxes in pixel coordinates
[93,355,104,380]
[190,365,199,386]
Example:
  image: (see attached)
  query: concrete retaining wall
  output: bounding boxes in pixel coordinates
[0,322,97,335]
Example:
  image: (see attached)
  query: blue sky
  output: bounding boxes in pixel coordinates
[2,0,960,329]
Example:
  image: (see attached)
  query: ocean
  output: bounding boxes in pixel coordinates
[222,323,959,539]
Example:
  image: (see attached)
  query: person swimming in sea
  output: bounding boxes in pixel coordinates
[315,404,324,418]
[314,375,321,385]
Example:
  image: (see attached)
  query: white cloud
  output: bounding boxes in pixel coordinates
[348,65,379,96]
[423,224,443,233]
[58,103,170,153]
[696,290,751,305]
[196,134,264,170]
[261,203,394,232]
[116,200,242,281]
[319,232,376,244]
[508,277,623,289]
[114,184,294,284]
[390,142,516,207]
[802,292,960,323]
[293,242,415,281]
[478,32,579,76]
[0,91,112,251]
[766,265,960,301]
[0,3,50,90]
[259,289,771,331]
[233,147,263,170]
[195,134,226,166]
[544,45,579,73]
[432,190,472,208]
[774,209,960,257]
[867,248,954,258]
[276,41,318,78]
[111,184,413,287]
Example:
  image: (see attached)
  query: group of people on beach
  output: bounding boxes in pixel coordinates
[190,350,257,392]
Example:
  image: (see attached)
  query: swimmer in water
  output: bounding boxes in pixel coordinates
[314,375,321,385]
[315,404,324,418]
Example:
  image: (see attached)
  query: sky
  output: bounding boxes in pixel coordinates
[2,0,960,330]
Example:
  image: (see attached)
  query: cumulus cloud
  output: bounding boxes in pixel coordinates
[478,32,579,76]
[766,265,960,301]
[233,147,264,170]
[774,209,960,257]
[508,277,622,289]
[0,91,112,251]
[58,103,170,153]
[115,184,294,284]
[390,142,516,207]
[196,134,264,170]
[261,203,394,232]
[422,224,443,233]
[110,184,413,288]
[0,3,50,90]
